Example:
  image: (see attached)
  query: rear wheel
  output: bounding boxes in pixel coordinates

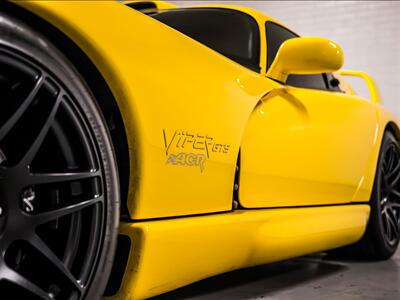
[333,131,400,260]
[0,10,119,300]
[363,131,400,259]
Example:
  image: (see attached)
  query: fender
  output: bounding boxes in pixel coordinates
[14,1,279,219]
[338,70,400,202]
[353,104,400,202]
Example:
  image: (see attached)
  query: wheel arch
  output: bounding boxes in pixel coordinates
[9,0,287,220]
[352,110,400,204]
[385,121,400,141]
[2,2,131,216]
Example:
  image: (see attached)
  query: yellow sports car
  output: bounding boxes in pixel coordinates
[0,1,399,299]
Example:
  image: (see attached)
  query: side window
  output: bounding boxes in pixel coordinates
[266,22,328,91]
[287,74,328,90]
[153,9,261,72]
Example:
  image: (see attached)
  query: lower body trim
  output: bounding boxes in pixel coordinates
[107,205,370,299]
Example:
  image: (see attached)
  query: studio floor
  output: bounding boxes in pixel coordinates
[154,249,400,300]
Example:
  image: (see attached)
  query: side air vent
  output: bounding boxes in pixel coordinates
[103,235,132,296]
[126,2,158,15]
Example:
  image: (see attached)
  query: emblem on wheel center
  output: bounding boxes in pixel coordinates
[21,188,36,213]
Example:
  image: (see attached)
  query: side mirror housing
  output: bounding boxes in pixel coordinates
[267,37,344,83]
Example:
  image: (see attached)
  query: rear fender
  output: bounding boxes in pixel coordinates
[14,1,277,219]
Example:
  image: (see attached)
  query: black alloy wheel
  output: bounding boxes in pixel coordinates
[337,131,400,260]
[0,10,119,300]
[377,134,400,247]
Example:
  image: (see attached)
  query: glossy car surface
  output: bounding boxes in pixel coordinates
[0,1,399,299]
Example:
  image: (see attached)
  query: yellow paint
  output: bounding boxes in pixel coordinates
[14,0,399,214]
[108,205,369,299]
[353,107,400,202]
[15,1,277,219]
[11,2,400,298]
[267,37,344,83]
[239,87,379,207]
[14,1,396,216]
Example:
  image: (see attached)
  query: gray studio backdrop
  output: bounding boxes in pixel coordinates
[171,1,400,116]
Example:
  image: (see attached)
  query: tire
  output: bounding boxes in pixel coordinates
[331,131,400,260]
[0,9,119,300]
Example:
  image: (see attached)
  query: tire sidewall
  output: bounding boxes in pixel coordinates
[369,131,399,258]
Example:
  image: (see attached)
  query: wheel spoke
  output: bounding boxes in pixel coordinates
[0,48,107,300]
[391,189,400,198]
[388,160,400,178]
[386,209,399,239]
[385,150,392,173]
[0,265,53,300]
[387,146,396,171]
[0,148,5,165]
[19,94,62,166]
[383,158,389,173]
[31,196,102,225]
[29,235,83,292]
[63,212,82,268]
[391,172,400,187]
[0,76,44,141]
[29,170,100,185]
[380,170,389,190]
[389,154,400,186]
[392,202,400,209]
[384,212,392,240]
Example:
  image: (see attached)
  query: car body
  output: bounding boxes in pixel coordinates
[2,0,399,299]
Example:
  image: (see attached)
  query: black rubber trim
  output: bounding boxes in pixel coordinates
[240,201,370,211]
[123,202,370,223]
[103,235,132,297]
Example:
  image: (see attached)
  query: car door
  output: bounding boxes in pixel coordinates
[239,22,378,208]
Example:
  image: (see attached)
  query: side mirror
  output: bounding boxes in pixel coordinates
[267,37,344,83]
[338,70,380,103]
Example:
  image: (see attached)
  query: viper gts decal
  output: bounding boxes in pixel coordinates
[163,129,230,172]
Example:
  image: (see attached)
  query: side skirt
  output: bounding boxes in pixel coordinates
[107,204,370,299]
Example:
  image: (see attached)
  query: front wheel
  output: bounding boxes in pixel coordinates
[0,10,119,299]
